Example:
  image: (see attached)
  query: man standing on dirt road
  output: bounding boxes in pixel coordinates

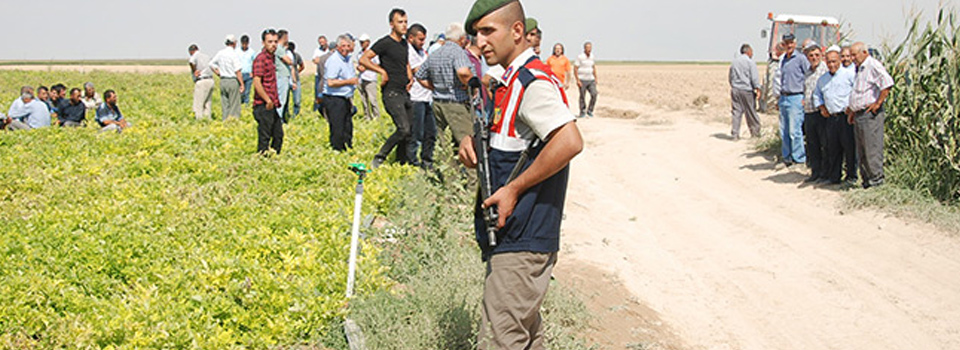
[778,33,810,167]
[462,0,583,348]
[188,44,215,120]
[846,42,893,189]
[575,41,598,118]
[802,42,828,182]
[252,29,284,155]
[360,8,415,168]
[814,47,857,185]
[728,43,761,140]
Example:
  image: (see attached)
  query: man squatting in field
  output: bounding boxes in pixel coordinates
[461,0,583,348]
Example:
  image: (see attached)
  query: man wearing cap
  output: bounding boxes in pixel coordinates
[210,34,245,120]
[846,42,893,189]
[462,1,583,348]
[355,34,381,120]
[729,43,761,140]
[801,42,828,182]
[525,17,541,56]
[238,35,257,105]
[814,47,857,185]
[574,41,598,118]
[778,33,810,166]
[360,8,415,168]
[189,44,215,120]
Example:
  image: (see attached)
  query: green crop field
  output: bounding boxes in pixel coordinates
[0,70,417,348]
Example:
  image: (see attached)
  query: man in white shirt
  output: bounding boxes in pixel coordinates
[210,34,245,120]
[6,87,51,130]
[188,44,215,120]
[356,33,381,120]
[407,23,435,169]
[574,41,598,118]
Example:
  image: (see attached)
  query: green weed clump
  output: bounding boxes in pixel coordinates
[329,144,593,350]
[882,8,960,204]
[0,70,412,349]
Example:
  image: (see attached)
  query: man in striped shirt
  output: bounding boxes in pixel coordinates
[845,42,893,189]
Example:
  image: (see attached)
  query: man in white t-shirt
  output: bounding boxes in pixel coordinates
[574,41,598,118]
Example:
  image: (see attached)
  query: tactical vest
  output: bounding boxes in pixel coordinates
[475,56,572,260]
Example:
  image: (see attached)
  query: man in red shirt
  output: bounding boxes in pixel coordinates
[252,29,283,155]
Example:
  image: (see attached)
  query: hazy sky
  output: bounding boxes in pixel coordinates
[3,0,952,62]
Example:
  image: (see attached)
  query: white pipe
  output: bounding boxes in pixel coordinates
[345,185,363,298]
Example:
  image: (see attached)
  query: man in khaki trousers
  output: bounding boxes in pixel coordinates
[189,44,215,120]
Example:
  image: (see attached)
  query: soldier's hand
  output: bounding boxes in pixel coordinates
[266,100,275,110]
[483,185,520,229]
[458,135,477,169]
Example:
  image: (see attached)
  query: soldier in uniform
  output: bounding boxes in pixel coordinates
[461,0,584,348]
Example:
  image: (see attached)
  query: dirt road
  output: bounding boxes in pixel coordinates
[555,65,960,349]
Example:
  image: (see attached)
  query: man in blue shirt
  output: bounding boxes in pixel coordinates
[238,35,256,105]
[814,48,857,185]
[96,90,130,133]
[778,33,810,166]
[323,34,359,151]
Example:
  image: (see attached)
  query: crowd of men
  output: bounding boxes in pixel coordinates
[730,33,893,190]
[185,8,598,170]
[2,82,129,133]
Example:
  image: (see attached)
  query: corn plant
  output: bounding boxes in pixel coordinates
[882,7,960,203]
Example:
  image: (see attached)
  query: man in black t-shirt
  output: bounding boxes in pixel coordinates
[360,7,414,168]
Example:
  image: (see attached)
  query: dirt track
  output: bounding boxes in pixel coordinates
[555,64,960,349]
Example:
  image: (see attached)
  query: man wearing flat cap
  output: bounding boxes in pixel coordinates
[778,33,810,167]
[462,0,583,348]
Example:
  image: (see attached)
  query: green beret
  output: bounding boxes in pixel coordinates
[465,0,516,36]
[525,17,538,34]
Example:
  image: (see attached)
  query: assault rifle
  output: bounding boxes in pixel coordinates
[469,77,499,247]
